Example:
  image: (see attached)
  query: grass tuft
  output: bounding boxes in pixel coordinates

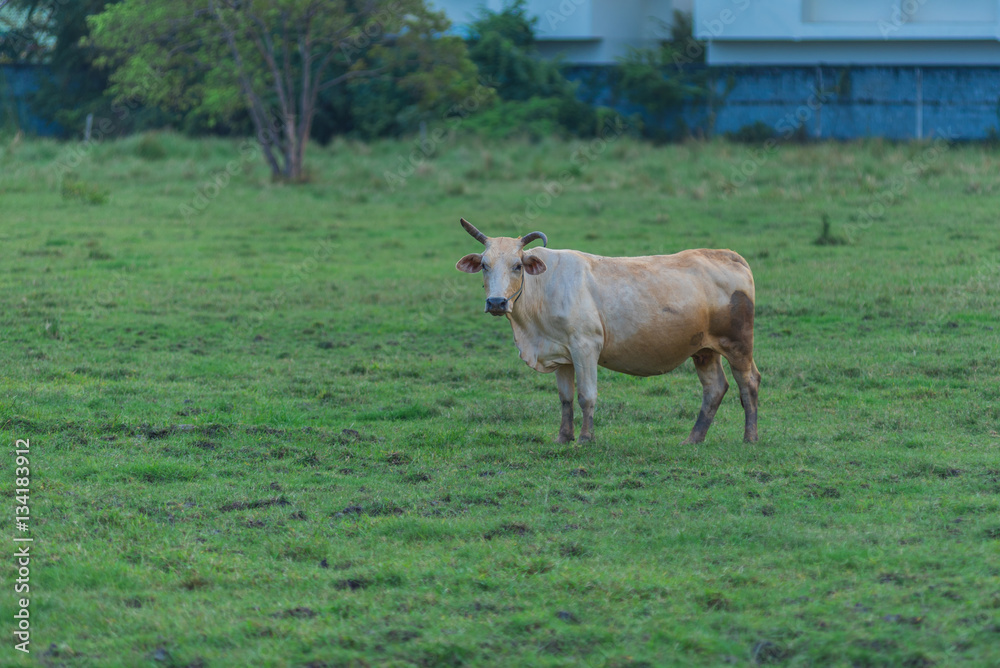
[813,213,849,246]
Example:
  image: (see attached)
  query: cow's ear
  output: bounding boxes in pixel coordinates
[522,255,546,275]
[456,253,483,273]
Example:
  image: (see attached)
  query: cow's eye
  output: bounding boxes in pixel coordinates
[514,264,522,272]
[481,264,489,272]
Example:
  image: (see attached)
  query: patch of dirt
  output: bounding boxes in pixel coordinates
[384,451,411,466]
[334,428,377,445]
[333,505,364,518]
[298,452,321,466]
[365,502,404,516]
[902,653,935,668]
[290,511,307,520]
[385,629,421,642]
[883,614,924,625]
[272,606,317,619]
[559,542,587,557]
[245,426,285,436]
[147,647,171,662]
[333,578,370,591]
[219,496,289,512]
[484,523,531,540]
[702,594,735,611]
[180,575,211,590]
[137,424,173,439]
[752,640,790,664]
[245,520,266,528]
[467,601,501,615]
[805,484,841,499]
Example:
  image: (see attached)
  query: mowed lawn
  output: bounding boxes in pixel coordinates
[1,131,999,667]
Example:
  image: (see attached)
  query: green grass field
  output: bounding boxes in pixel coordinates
[1,130,999,667]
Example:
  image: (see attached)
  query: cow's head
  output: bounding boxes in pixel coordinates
[455,218,548,316]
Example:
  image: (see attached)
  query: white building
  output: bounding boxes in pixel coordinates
[694,0,1000,65]
[431,0,693,64]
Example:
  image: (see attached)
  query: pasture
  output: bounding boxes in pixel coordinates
[1,131,999,667]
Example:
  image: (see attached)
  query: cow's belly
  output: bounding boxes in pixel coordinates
[598,321,707,377]
[598,342,694,377]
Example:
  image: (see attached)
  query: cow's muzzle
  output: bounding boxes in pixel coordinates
[485,297,509,316]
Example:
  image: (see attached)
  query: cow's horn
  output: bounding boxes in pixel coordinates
[520,231,547,248]
[460,218,487,245]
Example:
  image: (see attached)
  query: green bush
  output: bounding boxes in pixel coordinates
[725,121,776,143]
[463,1,616,139]
[61,174,108,204]
[135,133,167,160]
[460,97,561,141]
[614,10,712,141]
[459,97,626,141]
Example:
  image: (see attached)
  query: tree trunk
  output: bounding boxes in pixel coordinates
[290,135,305,182]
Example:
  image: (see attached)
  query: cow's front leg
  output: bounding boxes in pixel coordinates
[555,365,575,443]
[572,347,599,444]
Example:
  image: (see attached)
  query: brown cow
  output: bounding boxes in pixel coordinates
[455,218,761,444]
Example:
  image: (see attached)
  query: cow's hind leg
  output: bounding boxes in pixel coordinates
[717,290,760,442]
[727,356,760,443]
[555,365,575,444]
[682,350,729,445]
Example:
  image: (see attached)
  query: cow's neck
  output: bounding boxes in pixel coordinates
[505,270,551,372]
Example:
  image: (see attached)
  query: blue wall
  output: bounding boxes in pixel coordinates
[570,64,1000,141]
[709,66,1000,141]
[0,64,59,135]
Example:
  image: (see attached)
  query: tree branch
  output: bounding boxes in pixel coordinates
[244,9,292,126]
[316,66,387,93]
[209,0,283,176]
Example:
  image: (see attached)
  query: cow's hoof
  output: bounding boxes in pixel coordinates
[578,434,594,445]
[556,434,574,444]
